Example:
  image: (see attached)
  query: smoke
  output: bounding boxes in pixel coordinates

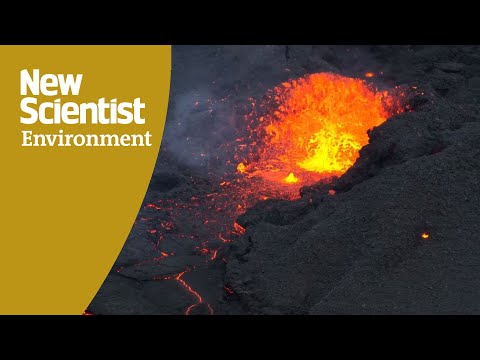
[161,46,289,175]
[160,45,395,175]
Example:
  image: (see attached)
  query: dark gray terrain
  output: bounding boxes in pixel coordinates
[90,45,480,314]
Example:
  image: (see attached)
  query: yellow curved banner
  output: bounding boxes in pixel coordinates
[0,45,171,314]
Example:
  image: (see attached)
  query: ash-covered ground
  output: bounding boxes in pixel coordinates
[90,45,480,314]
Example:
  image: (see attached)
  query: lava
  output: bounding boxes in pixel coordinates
[285,172,299,183]
[115,72,406,315]
[175,270,213,315]
[421,232,430,239]
[235,73,404,191]
[233,221,246,235]
[210,249,219,260]
[224,286,234,295]
[237,162,246,173]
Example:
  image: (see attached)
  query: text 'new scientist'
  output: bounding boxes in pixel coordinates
[20,69,153,147]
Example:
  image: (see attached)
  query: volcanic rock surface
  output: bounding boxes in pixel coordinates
[91,45,480,314]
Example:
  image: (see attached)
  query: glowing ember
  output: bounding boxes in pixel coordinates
[233,221,246,235]
[365,72,375,78]
[237,162,246,173]
[236,73,404,189]
[285,172,299,183]
[421,232,429,239]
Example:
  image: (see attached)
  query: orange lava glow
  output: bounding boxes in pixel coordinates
[176,270,213,315]
[365,72,375,78]
[421,232,429,239]
[285,172,299,183]
[237,73,403,189]
[237,162,246,173]
[233,221,246,235]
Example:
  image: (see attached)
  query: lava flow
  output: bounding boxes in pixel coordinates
[116,72,405,315]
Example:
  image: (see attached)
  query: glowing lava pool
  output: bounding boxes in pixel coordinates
[234,72,404,191]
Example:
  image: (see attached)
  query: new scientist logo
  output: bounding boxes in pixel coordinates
[19,69,152,147]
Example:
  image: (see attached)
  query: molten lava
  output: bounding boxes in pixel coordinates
[119,72,406,315]
[236,73,403,190]
[237,162,246,173]
[285,173,299,183]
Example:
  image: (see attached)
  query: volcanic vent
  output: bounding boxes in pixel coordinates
[234,72,404,198]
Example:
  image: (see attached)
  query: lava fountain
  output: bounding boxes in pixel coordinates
[235,72,404,197]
